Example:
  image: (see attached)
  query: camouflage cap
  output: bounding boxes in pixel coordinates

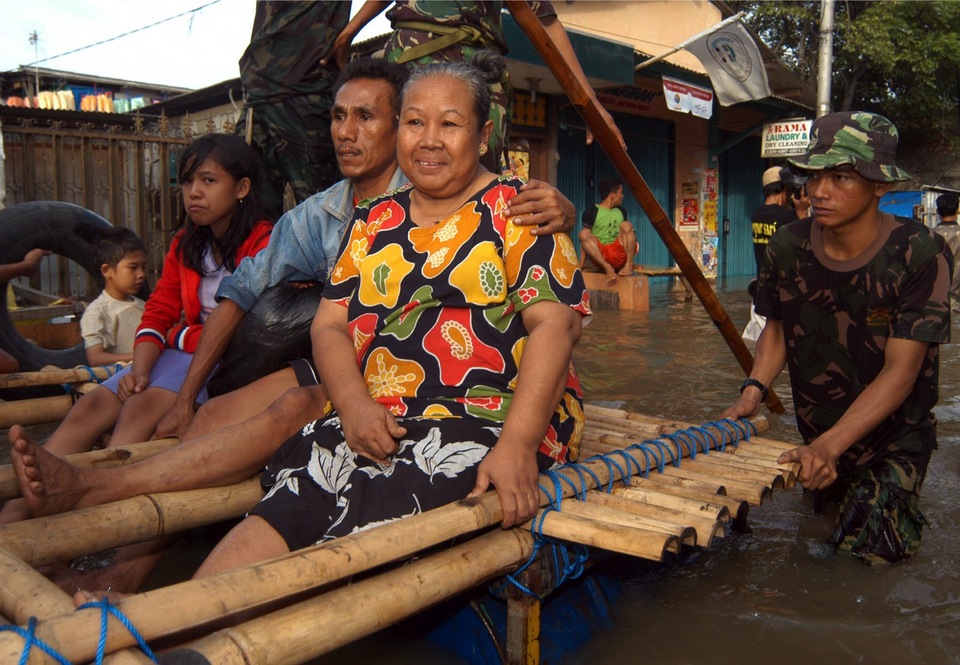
[788,111,910,183]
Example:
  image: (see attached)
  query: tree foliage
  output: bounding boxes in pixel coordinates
[728,1,960,141]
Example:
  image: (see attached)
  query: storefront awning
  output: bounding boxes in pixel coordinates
[502,14,636,95]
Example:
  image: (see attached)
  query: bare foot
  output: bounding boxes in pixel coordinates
[8,425,95,517]
[618,267,634,276]
[604,268,618,283]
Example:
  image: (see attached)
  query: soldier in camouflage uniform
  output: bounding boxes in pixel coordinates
[235,2,351,221]
[324,1,624,173]
[724,112,951,564]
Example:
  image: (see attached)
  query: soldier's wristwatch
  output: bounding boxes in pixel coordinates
[739,378,769,402]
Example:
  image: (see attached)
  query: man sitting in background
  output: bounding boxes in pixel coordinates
[579,178,637,281]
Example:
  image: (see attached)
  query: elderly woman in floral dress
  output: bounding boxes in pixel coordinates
[196,51,590,575]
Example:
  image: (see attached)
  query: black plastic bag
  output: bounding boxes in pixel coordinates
[207,281,323,397]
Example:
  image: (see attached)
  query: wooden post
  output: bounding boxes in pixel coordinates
[505,562,545,665]
[504,1,784,414]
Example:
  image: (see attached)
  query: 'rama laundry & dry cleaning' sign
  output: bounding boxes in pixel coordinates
[761,119,813,157]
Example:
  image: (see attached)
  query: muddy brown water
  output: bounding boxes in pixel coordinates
[4,276,959,664]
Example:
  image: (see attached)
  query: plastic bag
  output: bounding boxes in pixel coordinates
[207,281,323,397]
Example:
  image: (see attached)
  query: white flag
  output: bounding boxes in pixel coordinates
[686,21,771,106]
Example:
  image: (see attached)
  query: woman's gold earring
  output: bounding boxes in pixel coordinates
[479,145,489,156]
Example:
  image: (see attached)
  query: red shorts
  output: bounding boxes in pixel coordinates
[600,240,627,270]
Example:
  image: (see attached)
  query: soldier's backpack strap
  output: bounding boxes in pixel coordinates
[393,21,492,64]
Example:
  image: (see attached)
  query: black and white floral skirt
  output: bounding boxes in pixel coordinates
[251,415,554,551]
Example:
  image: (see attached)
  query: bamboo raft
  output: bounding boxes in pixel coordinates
[0,402,799,664]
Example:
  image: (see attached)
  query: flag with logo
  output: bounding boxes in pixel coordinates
[686,21,771,106]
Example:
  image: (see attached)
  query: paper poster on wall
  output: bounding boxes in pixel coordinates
[505,149,530,180]
[680,198,699,230]
[703,167,718,233]
[703,200,718,234]
[701,235,719,276]
[662,76,713,120]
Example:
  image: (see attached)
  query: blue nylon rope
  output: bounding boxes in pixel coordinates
[584,454,617,493]
[76,597,158,664]
[659,432,690,461]
[495,417,759,601]
[689,426,718,453]
[0,617,72,665]
[674,430,700,458]
[702,420,730,451]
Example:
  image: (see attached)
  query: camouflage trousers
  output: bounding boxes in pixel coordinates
[814,449,931,565]
[235,94,339,221]
[384,34,511,173]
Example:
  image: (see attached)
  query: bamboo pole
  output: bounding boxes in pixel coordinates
[0,438,178,501]
[0,366,122,390]
[681,456,787,489]
[659,466,769,505]
[164,528,536,665]
[558,498,698,546]
[613,484,729,520]
[539,510,680,560]
[0,547,75,624]
[506,0,785,414]
[0,479,263,567]
[0,395,73,428]
[583,491,723,546]
[620,483,749,528]
[0,417,768,662]
[685,450,796,488]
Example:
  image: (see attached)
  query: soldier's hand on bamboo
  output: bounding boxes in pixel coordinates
[467,442,540,529]
[778,440,839,491]
[339,400,406,465]
[721,392,762,421]
[506,180,576,236]
[117,368,150,402]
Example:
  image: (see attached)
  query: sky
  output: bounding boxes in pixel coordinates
[0,0,390,91]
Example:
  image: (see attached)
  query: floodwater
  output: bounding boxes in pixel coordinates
[5,277,960,664]
[321,275,960,665]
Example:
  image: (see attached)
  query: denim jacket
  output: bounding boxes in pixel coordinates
[217,168,407,311]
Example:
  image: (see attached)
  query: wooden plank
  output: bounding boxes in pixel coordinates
[8,304,77,321]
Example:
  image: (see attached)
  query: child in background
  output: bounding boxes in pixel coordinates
[1,133,272,523]
[0,248,52,372]
[79,228,147,366]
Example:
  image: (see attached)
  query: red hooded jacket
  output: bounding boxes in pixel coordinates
[135,221,272,353]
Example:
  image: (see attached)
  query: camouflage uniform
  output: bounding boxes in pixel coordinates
[382,1,556,172]
[754,112,952,564]
[236,2,351,221]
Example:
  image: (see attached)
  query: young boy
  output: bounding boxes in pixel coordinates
[79,228,148,366]
[0,248,52,372]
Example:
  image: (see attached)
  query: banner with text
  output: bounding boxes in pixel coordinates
[662,76,713,119]
[761,119,813,157]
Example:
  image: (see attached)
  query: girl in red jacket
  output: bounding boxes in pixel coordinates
[0,134,272,523]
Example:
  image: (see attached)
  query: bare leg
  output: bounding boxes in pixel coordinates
[578,228,617,282]
[7,383,327,516]
[193,515,289,578]
[109,387,177,446]
[617,221,637,276]
[183,367,299,440]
